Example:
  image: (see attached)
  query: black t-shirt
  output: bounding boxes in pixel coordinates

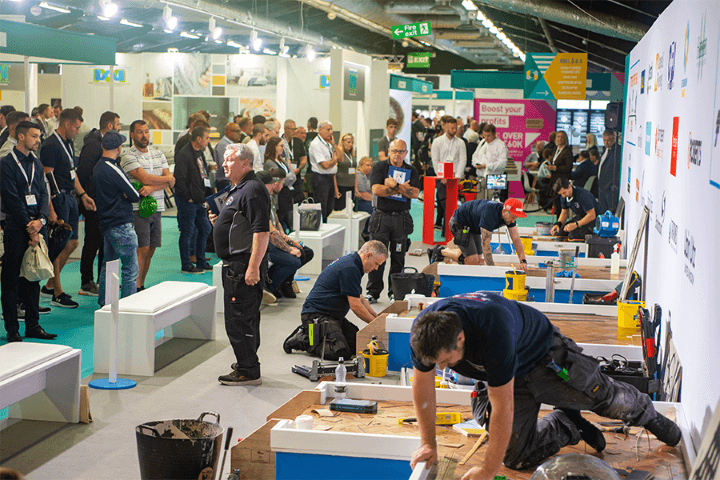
[370,160,420,213]
[213,171,270,261]
[410,292,555,387]
[453,199,515,234]
[411,120,425,150]
[304,131,318,152]
[302,252,364,319]
[40,132,76,191]
[561,185,599,218]
[377,136,391,158]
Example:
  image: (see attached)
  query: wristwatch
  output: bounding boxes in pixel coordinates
[40,218,46,226]
[520,259,527,264]
[575,221,580,228]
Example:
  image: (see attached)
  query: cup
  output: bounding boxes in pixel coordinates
[295,415,314,430]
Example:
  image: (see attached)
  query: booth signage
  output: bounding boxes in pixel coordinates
[407,52,431,68]
[392,22,432,40]
[524,52,587,100]
[0,64,9,86]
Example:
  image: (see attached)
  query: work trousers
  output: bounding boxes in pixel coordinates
[555,219,594,241]
[435,180,447,230]
[311,173,335,222]
[267,244,314,292]
[222,257,266,378]
[1,221,48,335]
[474,328,656,470]
[79,205,103,286]
[297,312,359,361]
[366,209,413,299]
[98,223,139,306]
[176,198,211,269]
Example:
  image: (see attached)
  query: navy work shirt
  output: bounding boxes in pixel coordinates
[452,199,516,234]
[93,156,140,232]
[560,185,599,218]
[0,148,49,225]
[213,171,270,262]
[40,132,76,192]
[369,160,420,213]
[302,252,364,320]
[411,292,555,387]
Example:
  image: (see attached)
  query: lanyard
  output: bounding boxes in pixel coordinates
[553,145,564,163]
[53,131,74,165]
[284,138,294,161]
[320,137,333,156]
[10,150,35,194]
[344,152,355,167]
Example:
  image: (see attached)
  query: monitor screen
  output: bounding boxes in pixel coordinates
[486,174,507,190]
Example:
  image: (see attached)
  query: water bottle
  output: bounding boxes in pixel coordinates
[611,244,620,275]
[335,357,347,399]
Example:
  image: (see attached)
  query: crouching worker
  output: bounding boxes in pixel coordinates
[283,240,387,360]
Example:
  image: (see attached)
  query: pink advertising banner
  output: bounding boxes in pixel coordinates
[473,99,556,164]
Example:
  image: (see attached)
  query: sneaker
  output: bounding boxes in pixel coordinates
[79,282,99,297]
[51,293,79,309]
[365,293,378,304]
[40,286,54,298]
[16,305,25,319]
[262,290,277,305]
[218,370,262,386]
[560,409,606,452]
[200,264,214,271]
[39,306,51,315]
[181,266,205,274]
[430,245,444,264]
[17,304,51,318]
[137,286,145,292]
[645,412,682,446]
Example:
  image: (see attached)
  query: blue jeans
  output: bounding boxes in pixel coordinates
[357,199,373,237]
[98,223,139,306]
[176,198,211,270]
[268,244,302,292]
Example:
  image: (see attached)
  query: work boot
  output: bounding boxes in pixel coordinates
[645,412,682,446]
[560,409,606,452]
[280,281,296,299]
[283,325,306,354]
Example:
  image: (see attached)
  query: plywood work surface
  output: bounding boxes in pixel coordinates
[300,401,686,479]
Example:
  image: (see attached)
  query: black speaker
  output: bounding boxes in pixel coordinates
[605,102,623,130]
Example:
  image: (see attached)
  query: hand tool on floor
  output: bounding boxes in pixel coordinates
[216,426,233,480]
[292,357,365,382]
[398,412,463,425]
[459,431,488,465]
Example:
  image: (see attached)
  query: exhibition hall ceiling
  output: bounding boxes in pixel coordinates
[1,0,670,73]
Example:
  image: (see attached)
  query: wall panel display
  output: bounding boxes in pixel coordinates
[142,101,172,130]
[228,54,277,120]
[142,53,173,101]
[621,0,720,448]
[173,54,212,96]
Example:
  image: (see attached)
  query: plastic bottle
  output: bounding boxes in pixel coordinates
[335,357,347,399]
[611,244,620,275]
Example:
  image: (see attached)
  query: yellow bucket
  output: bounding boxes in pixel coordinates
[503,288,528,301]
[617,300,645,329]
[361,350,389,377]
[505,271,526,292]
[520,236,535,256]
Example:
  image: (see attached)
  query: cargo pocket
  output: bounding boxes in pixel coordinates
[450,220,470,247]
[402,211,414,236]
[368,211,382,234]
[563,351,606,400]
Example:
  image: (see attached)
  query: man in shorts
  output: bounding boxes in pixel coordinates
[121,120,175,291]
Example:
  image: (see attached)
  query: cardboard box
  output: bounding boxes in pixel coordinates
[356,300,408,355]
[437,162,454,178]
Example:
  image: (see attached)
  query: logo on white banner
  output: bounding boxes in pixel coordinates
[655,126,664,160]
[668,42,676,90]
[684,229,695,284]
[681,22,689,95]
[697,12,707,81]
[655,191,665,235]
[668,220,678,253]
[655,53,663,91]
[688,134,702,168]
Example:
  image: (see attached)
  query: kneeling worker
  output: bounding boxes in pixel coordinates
[550,178,598,241]
[409,292,682,478]
[434,198,528,271]
[283,241,387,360]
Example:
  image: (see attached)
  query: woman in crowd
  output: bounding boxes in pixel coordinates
[264,136,296,231]
[585,132,600,158]
[335,133,357,211]
[355,156,374,241]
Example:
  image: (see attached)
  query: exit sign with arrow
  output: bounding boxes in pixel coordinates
[392,21,432,40]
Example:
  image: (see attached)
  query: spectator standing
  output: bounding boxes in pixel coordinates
[411,112,426,160]
[0,111,30,160]
[308,121,340,222]
[211,143,270,386]
[0,105,17,147]
[33,104,50,141]
[475,124,509,200]
[175,112,206,156]
[76,111,121,297]
[586,132,599,157]
[248,124,268,172]
[431,116,466,232]
[94,132,140,305]
[40,108,96,308]
[263,137,295,231]
[304,117,319,150]
[296,126,307,144]
[281,119,308,206]
[544,131,557,156]
[365,139,420,303]
[121,120,175,291]
[597,130,620,214]
[214,122,243,191]
[71,106,92,153]
[355,156,374,240]
[173,126,213,274]
[46,104,61,137]
[1,121,56,342]
[377,118,398,162]
[546,130,574,204]
[463,120,480,144]
[237,117,252,143]
[335,133,357,211]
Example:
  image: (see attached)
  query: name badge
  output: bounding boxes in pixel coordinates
[204,178,211,187]
[348,168,356,175]
[70,169,76,180]
[292,163,298,170]
[25,194,37,206]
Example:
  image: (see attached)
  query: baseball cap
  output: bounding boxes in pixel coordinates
[101,131,126,150]
[256,170,275,184]
[504,198,527,218]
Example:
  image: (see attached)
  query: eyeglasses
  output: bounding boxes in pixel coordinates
[390,149,407,154]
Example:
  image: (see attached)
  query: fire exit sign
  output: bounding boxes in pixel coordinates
[392,21,432,40]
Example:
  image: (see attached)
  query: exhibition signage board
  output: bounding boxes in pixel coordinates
[407,52,431,68]
[390,74,433,94]
[524,53,588,100]
[392,22,432,40]
[343,62,366,102]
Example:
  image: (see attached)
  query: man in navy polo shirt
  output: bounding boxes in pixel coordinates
[409,292,682,478]
[282,241,387,360]
[550,178,599,241]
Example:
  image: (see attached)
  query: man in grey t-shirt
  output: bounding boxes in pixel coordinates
[376,118,398,162]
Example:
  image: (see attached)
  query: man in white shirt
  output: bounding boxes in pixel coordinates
[463,120,480,144]
[248,124,268,172]
[308,120,340,222]
[121,120,175,291]
[475,124,509,200]
[431,115,467,232]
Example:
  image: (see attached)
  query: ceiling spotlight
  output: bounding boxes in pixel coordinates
[39,2,70,13]
[162,5,177,31]
[208,17,222,39]
[253,38,262,50]
[166,16,177,30]
[279,37,285,50]
[30,4,42,15]
[99,0,117,18]
[305,44,316,61]
[401,40,409,48]
[180,31,200,39]
[327,11,336,20]
[120,18,142,27]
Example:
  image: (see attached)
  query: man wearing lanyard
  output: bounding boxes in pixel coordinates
[173,126,213,274]
[214,122,243,191]
[377,118,398,162]
[308,120,340,222]
[1,121,56,342]
[430,116,467,234]
[40,108,96,309]
[281,119,308,205]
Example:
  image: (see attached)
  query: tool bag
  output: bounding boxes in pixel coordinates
[299,199,321,231]
[391,267,434,301]
[449,219,471,247]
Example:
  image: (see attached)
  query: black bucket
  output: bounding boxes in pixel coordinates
[136,411,224,480]
[391,267,434,301]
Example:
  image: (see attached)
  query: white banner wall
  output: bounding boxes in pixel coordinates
[622,0,720,451]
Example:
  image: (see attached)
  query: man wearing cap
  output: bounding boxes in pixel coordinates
[550,178,598,241]
[433,198,528,271]
[92,131,141,305]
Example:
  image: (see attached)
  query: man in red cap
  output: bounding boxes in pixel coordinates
[431,198,528,271]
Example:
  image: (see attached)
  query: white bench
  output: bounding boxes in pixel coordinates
[0,343,81,426]
[93,281,217,377]
[213,261,225,314]
[294,223,346,275]
[327,210,370,253]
